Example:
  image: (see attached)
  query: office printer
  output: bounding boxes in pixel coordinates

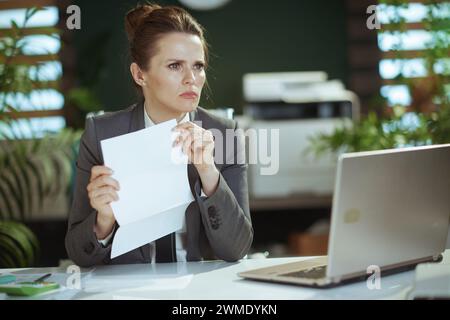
[239,71,360,199]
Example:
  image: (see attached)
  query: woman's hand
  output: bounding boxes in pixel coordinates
[173,121,219,196]
[87,165,120,239]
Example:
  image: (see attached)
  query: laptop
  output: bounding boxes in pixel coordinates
[239,144,450,288]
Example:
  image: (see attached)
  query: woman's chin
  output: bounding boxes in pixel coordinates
[176,99,199,112]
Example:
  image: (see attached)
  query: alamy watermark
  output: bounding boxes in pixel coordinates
[64,5,382,32]
[66,264,81,289]
[170,121,280,176]
[366,265,381,290]
[66,5,81,30]
[366,5,381,30]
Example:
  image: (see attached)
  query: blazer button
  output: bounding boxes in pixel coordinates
[208,206,216,218]
[83,242,95,255]
[211,222,220,230]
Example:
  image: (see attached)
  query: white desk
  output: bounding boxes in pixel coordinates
[1,250,449,300]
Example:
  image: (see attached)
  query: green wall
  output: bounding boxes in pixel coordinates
[73,0,348,114]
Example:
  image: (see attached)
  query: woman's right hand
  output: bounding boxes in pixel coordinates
[87,165,120,239]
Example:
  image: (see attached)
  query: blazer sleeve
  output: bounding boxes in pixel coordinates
[65,117,113,267]
[194,121,254,261]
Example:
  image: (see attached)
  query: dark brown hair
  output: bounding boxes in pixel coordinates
[124,3,209,71]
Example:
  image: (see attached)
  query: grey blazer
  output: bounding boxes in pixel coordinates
[65,101,253,267]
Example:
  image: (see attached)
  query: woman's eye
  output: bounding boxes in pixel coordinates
[168,63,180,70]
[168,62,204,71]
[194,63,205,70]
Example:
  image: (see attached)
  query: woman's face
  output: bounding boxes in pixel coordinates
[140,32,206,114]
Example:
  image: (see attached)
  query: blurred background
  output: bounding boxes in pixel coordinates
[0,0,449,267]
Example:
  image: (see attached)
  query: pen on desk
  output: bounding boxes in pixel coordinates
[34,273,52,283]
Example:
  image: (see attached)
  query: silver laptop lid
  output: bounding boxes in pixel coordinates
[327,144,450,279]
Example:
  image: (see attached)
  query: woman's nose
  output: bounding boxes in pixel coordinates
[183,69,195,85]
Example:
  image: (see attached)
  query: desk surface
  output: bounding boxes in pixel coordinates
[1,250,449,300]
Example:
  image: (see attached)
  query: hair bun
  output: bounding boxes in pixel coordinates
[125,4,161,42]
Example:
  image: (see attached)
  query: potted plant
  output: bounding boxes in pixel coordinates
[0,7,82,267]
[309,1,449,156]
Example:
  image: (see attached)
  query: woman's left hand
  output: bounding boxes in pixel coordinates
[172,121,219,196]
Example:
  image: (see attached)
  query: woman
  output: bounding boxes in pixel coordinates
[65,4,253,267]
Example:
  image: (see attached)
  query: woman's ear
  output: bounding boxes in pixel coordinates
[130,62,146,86]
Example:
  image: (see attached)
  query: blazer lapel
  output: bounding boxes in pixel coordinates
[129,100,145,133]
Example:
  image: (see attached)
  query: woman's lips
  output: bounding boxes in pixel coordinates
[179,92,198,99]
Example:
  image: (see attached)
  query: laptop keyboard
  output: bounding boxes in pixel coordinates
[279,265,327,279]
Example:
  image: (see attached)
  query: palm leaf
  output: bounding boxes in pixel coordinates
[9,154,33,216]
[0,233,26,267]
[0,170,22,218]
[0,129,82,219]
[0,240,18,267]
[47,151,71,197]
[0,183,15,220]
[0,221,39,267]
[0,226,28,265]
[11,221,40,263]
[24,157,46,211]
[2,158,28,218]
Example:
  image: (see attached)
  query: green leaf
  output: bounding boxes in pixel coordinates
[0,253,16,268]
[0,172,22,218]
[10,20,19,32]
[24,158,46,211]
[0,183,15,220]
[12,222,40,261]
[0,233,26,267]
[0,239,19,268]
[4,159,28,218]
[0,221,39,267]
[0,230,29,266]
[7,222,39,265]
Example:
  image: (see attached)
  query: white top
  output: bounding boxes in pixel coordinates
[98,107,206,262]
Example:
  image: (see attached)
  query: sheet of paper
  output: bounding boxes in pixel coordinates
[110,202,191,259]
[100,119,194,259]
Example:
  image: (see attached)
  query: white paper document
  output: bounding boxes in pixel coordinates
[100,119,194,258]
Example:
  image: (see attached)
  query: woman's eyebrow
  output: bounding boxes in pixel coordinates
[166,59,205,64]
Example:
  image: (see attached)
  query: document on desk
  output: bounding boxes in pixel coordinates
[100,119,194,259]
